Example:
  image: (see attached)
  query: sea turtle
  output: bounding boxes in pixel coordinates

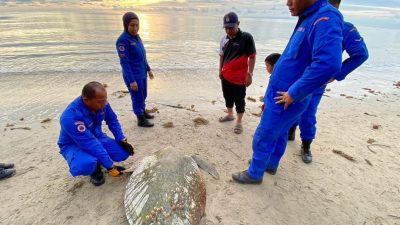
[124,147,219,225]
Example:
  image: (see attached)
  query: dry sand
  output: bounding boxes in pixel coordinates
[1,76,400,225]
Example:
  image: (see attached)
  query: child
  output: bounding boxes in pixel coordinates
[261,53,281,111]
[265,53,281,75]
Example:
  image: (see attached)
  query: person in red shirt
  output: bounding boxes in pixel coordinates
[218,12,256,134]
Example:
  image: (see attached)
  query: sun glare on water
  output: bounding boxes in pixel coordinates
[108,0,185,6]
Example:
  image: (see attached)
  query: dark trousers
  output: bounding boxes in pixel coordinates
[221,77,246,114]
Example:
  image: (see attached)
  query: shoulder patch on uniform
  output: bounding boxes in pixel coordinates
[118,45,125,52]
[77,124,86,132]
[313,17,330,26]
[297,27,306,32]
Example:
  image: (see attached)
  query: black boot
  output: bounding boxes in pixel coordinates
[143,111,155,119]
[288,126,296,141]
[248,159,277,175]
[301,140,313,164]
[232,170,263,184]
[90,164,105,186]
[137,115,154,127]
[0,163,14,169]
[0,168,15,180]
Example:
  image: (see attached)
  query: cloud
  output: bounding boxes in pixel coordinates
[0,0,399,17]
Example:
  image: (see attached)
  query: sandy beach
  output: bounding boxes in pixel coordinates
[1,69,399,225]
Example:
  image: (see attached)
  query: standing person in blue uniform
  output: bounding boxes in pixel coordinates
[58,82,134,186]
[232,0,344,184]
[218,12,256,134]
[288,0,369,164]
[116,12,155,128]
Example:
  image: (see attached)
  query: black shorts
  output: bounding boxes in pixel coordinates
[221,77,246,113]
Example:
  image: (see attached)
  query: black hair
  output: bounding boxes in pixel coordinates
[265,53,281,66]
[328,0,341,6]
[82,81,105,99]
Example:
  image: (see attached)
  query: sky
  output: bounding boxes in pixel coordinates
[1,0,399,9]
[0,0,399,23]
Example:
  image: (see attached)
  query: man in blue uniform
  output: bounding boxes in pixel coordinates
[58,82,134,186]
[289,0,369,164]
[232,0,344,184]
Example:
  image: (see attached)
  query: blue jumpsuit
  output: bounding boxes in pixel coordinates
[57,97,129,176]
[248,0,343,180]
[298,21,369,141]
[116,31,151,116]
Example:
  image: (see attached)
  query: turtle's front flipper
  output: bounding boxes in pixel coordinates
[191,155,220,180]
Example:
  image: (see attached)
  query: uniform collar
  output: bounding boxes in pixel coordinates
[77,96,93,116]
[124,31,140,40]
[300,0,327,18]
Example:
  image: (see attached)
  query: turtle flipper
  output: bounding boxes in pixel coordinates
[191,155,220,180]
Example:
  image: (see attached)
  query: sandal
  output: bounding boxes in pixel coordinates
[234,123,243,134]
[219,115,235,122]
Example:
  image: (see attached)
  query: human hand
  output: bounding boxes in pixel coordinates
[275,91,294,110]
[246,72,253,87]
[148,70,154,80]
[107,165,126,177]
[130,82,138,91]
[118,139,134,156]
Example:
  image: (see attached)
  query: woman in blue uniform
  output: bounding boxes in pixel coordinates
[116,12,155,127]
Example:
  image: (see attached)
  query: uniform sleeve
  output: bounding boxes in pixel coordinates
[288,13,343,102]
[117,40,135,85]
[246,34,256,58]
[145,58,151,72]
[60,115,114,169]
[104,103,126,142]
[334,25,369,81]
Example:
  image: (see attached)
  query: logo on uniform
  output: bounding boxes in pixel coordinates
[297,27,305,32]
[225,17,230,22]
[118,45,125,51]
[77,124,86,132]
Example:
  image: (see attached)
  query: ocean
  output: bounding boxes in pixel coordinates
[0,1,399,123]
